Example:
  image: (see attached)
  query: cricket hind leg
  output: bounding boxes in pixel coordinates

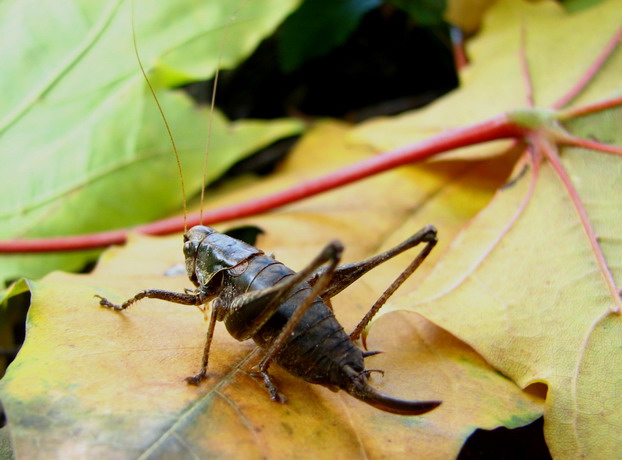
[304,225,437,342]
[223,241,345,342]
[348,225,437,343]
[250,367,286,403]
[310,225,437,301]
[247,240,344,402]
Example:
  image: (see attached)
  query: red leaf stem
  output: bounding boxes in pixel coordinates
[559,94,622,119]
[556,134,622,157]
[519,21,534,107]
[0,114,523,253]
[419,146,540,306]
[551,25,622,109]
[540,137,622,314]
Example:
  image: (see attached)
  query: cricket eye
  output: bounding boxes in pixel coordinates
[183,241,198,258]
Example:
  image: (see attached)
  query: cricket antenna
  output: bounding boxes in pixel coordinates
[131,0,188,232]
[199,38,223,227]
[199,2,247,225]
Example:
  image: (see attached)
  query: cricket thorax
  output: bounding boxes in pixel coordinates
[183,225,263,287]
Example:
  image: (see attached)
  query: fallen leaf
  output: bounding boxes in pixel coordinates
[0,122,543,459]
[3,0,620,457]
[390,109,622,459]
[359,0,622,458]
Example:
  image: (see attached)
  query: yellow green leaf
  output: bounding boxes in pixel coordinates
[361,0,622,455]
[0,122,542,458]
[0,0,303,283]
[3,0,620,457]
[389,108,622,459]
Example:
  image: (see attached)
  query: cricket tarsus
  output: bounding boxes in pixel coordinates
[185,371,208,386]
[97,225,440,416]
[248,369,286,403]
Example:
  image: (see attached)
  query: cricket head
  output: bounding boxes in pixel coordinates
[183,225,264,288]
[183,225,216,287]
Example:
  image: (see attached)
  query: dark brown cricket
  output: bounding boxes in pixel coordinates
[97,224,441,415]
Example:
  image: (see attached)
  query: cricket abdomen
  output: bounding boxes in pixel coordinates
[222,254,364,388]
[221,253,441,415]
[255,290,365,388]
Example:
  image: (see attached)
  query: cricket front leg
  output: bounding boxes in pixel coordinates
[96,289,206,310]
[185,301,219,385]
[96,287,220,385]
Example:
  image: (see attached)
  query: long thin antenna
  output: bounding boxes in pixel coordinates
[199,51,222,226]
[199,2,247,225]
[131,0,188,232]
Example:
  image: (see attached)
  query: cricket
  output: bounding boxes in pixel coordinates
[96,0,442,416]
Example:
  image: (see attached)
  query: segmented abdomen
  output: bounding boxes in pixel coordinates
[224,255,364,388]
